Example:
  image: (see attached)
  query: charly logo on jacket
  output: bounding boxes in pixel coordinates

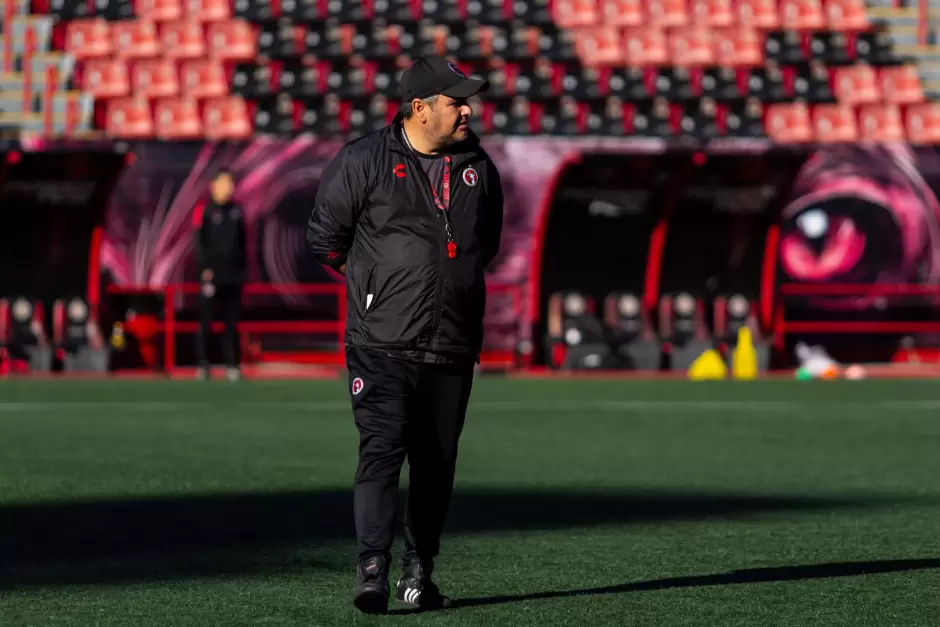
[351,377,364,395]
[462,167,479,187]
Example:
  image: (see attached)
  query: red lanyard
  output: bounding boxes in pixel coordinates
[428,156,457,258]
[428,156,451,212]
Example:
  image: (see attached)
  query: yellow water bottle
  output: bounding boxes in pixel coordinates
[732,326,758,380]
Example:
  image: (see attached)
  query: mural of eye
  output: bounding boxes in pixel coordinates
[780,197,904,285]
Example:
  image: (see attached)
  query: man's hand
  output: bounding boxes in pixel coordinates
[338,264,346,276]
[201,269,213,282]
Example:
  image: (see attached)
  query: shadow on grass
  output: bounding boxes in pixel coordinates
[422,557,940,614]
[0,488,908,589]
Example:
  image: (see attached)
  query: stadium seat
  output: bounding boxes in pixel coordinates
[701,67,742,100]
[766,102,813,143]
[574,27,623,67]
[880,65,924,104]
[833,65,880,104]
[185,0,232,21]
[855,29,897,65]
[132,58,180,98]
[714,27,763,67]
[713,293,770,370]
[736,0,780,29]
[553,0,599,28]
[600,0,643,26]
[111,19,161,59]
[180,59,228,98]
[65,19,112,59]
[624,28,668,66]
[812,103,859,142]
[658,292,712,371]
[764,30,806,65]
[106,97,154,137]
[779,0,826,30]
[690,0,734,27]
[648,0,689,26]
[545,291,612,370]
[631,97,675,137]
[824,0,869,31]
[250,94,298,135]
[53,297,108,372]
[809,32,853,66]
[202,96,253,139]
[905,103,940,144]
[791,64,836,103]
[153,97,202,138]
[858,103,905,141]
[137,0,183,21]
[603,292,661,370]
[668,27,714,67]
[206,20,257,61]
[79,58,130,98]
[159,20,208,59]
[723,98,768,137]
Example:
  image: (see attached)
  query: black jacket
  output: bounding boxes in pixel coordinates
[307,122,503,360]
[196,200,248,286]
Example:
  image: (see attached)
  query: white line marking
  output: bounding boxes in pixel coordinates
[0,399,939,413]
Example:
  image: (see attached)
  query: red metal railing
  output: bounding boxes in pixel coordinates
[106,281,525,372]
[778,282,940,335]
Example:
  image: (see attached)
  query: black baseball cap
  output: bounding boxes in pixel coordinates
[398,56,490,101]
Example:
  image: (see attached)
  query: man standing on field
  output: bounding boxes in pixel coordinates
[307,56,503,614]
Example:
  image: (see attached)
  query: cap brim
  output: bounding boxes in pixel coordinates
[441,77,490,99]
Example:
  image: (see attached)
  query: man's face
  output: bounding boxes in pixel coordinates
[211,174,234,203]
[422,95,473,147]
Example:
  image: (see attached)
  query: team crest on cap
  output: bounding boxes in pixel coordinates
[351,377,364,395]
[447,62,466,77]
[462,167,479,187]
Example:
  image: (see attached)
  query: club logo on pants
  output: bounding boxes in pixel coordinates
[352,377,364,395]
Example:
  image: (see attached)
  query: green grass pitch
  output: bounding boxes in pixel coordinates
[3,378,940,626]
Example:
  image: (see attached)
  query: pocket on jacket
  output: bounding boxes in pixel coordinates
[362,263,379,318]
[351,262,377,319]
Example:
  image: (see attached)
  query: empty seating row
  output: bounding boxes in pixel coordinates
[32,0,870,30]
[74,55,922,106]
[62,19,899,66]
[545,290,769,371]
[100,94,940,140]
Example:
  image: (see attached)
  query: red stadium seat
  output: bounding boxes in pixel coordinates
[668,27,714,66]
[599,0,643,26]
[65,19,112,59]
[690,0,735,26]
[858,104,905,142]
[647,0,688,26]
[137,0,183,21]
[736,0,779,29]
[812,103,858,142]
[624,28,668,66]
[833,65,880,105]
[111,20,161,59]
[765,102,813,143]
[203,96,252,139]
[206,20,257,61]
[880,66,925,104]
[159,20,207,59]
[553,0,599,28]
[779,0,826,30]
[132,58,180,98]
[713,27,763,67]
[81,57,130,98]
[153,97,203,138]
[574,27,624,67]
[106,97,154,138]
[184,0,232,22]
[180,59,228,97]
[824,0,869,31]
[905,103,940,144]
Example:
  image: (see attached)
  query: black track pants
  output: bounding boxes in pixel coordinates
[196,284,241,368]
[346,346,474,568]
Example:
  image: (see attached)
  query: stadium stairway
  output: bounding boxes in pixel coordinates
[2,0,940,141]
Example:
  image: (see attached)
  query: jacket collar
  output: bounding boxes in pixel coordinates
[386,119,482,164]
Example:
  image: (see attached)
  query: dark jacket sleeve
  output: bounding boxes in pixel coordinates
[234,203,248,279]
[482,157,504,269]
[307,145,369,270]
[194,201,209,272]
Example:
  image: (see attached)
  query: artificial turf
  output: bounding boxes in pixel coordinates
[2,378,940,626]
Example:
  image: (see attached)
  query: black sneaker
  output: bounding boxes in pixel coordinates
[353,556,389,615]
[395,558,452,610]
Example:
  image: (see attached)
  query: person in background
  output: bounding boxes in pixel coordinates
[195,170,247,381]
